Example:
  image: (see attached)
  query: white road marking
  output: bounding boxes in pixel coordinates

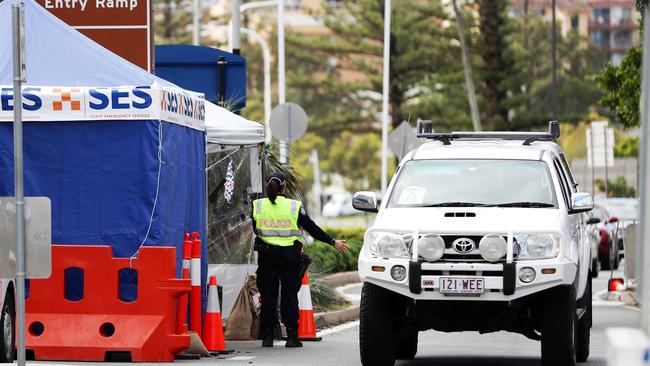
[227,356,257,361]
[317,320,360,337]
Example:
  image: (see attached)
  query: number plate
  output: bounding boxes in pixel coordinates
[439,277,484,294]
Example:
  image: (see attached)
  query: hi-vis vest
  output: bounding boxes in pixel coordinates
[253,196,303,247]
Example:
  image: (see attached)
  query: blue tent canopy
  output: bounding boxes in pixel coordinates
[155,45,247,111]
[0,0,208,305]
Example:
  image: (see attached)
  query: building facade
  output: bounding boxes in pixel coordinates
[509,0,639,65]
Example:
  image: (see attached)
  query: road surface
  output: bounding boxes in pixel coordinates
[33,266,638,366]
[180,266,638,366]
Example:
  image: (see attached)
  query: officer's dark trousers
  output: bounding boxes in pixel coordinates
[256,243,301,330]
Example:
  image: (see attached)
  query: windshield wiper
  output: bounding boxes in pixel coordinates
[493,202,554,208]
[425,202,489,207]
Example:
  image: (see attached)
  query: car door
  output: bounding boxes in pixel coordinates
[553,156,589,300]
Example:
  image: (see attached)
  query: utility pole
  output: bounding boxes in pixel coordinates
[278,0,288,164]
[638,3,650,335]
[380,0,392,195]
[551,0,558,122]
[231,0,240,54]
[192,0,200,45]
[452,0,481,131]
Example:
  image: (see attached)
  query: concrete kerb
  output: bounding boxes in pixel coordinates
[320,271,360,288]
[598,288,639,307]
[315,271,361,329]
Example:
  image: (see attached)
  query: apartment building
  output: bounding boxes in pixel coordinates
[509,0,639,65]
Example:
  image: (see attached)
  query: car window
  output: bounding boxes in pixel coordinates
[559,153,578,192]
[387,159,557,208]
[553,158,571,208]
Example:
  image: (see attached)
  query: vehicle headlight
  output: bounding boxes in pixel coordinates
[479,234,507,262]
[516,234,559,260]
[368,232,410,258]
[418,234,445,262]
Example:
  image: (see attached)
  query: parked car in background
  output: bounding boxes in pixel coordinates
[597,198,638,262]
[586,215,601,278]
[322,192,359,217]
[591,204,619,270]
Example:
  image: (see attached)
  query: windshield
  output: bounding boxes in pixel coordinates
[388,159,557,208]
[599,200,639,221]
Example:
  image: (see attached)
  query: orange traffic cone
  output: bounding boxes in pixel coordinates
[297,272,322,341]
[202,276,232,355]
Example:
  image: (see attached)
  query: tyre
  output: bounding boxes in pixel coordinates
[600,247,612,271]
[0,294,15,363]
[591,258,599,278]
[576,276,592,363]
[541,286,576,366]
[395,333,418,360]
[360,282,396,366]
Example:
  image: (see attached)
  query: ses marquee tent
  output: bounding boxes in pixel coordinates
[0,0,207,298]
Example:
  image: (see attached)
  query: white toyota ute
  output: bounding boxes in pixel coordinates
[353,121,593,366]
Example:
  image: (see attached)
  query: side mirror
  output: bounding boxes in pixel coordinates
[570,192,593,214]
[586,217,601,225]
[353,191,379,213]
[608,216,619,223]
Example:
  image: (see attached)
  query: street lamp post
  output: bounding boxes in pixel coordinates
[228,0,285,157]
[241,28,272,144]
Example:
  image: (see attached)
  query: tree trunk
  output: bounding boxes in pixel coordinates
[477,0,510,130]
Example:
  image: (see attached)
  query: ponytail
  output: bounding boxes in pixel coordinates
[267,179,280,204]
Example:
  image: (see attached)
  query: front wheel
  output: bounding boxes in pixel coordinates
[395,333,418,360]
[577,276,592,362]
[541,286,577,366]
[359,283,396,366]
[0,294,15,363]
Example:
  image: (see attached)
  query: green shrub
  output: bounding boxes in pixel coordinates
[596,176,636,198]
[309,274,350,312]
[304,238,363,274]
[321,227,366,242]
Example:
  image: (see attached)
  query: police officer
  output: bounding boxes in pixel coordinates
[252,172,348,348]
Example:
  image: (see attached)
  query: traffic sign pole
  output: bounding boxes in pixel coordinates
[12,4,27,366]
[269,103,308,166]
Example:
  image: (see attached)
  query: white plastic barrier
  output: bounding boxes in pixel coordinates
[208,263,258,320]
[607,328,650,366]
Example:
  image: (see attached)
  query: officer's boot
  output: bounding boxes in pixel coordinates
[285,328,303,348]
[262,328,274,347]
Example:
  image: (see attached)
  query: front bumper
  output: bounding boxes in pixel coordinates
[359,256,577,302]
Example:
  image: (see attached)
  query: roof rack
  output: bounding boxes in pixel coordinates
[416,120,560,145]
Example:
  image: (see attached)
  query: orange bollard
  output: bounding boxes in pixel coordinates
[190,232,202,338]
[297,272,322,341]
[176,233,193,334]
[202,276,230,354]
